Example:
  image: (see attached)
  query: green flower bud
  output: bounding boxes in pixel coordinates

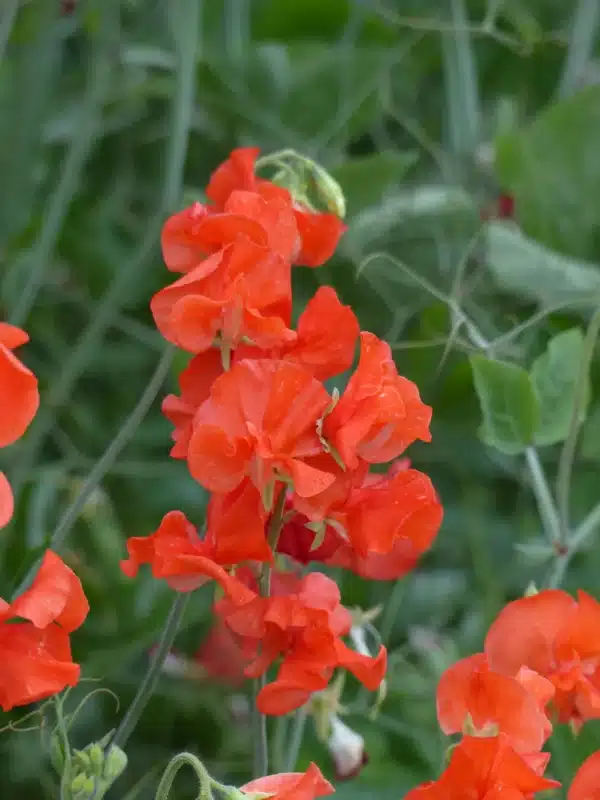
[310,164,346,219]
[70,772,96,798]
[88,743,104,777]
[102,743,128,782]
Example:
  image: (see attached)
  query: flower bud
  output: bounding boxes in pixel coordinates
[327,715,367,780]
[88,743,104,776]
[102,743,128,782]
[70,772,96,798]
[310,164,346,219]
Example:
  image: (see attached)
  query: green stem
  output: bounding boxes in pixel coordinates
[525,447,562,546]
[0,0,19,64]
[252,487,287,779]
[547,497,600,588]
[9,0,199,505]
[110,593,189,752]
[154,752,214,800]
[10,346,173,597]
[53,695,73,800]
[555,309,600,542]
[9,0,116,328]
[284,705,309,773]
[555,0,600,99]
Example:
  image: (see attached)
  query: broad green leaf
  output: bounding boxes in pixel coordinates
[495,85,600,260]
[470,355,539,454]
[331,151,419,217]
[530,328,589,446]
[486,222,600,308]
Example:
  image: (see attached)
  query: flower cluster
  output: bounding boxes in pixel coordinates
[121,148,443,730]
[0,324,89,711]
[406,586,600,798]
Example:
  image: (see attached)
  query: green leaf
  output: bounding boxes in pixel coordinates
[470,355,539,454]
[495,85,600,260]
[331,151,419,217]
[485,222,600,308]
[530,328,589,446]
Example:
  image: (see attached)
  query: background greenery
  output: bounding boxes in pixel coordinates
[2,0,600,797]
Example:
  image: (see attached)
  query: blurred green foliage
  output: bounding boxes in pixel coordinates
[2,0,600,797]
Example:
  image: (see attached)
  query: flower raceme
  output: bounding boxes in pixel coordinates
[0,551,89,711]
[0,322,40,527]
[123,147,443,784]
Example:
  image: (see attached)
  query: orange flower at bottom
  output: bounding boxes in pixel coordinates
[569,750,600,800]
[0,551,89,711]
[240,763,334,799]
[405,735,559,800]
[485,589,600,728]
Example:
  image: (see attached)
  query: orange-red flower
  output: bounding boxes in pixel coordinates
[151,239,295,355]
[187,359,337,501]
[240,763,334,799]
[162,349,225,459]
[405,735,559,800]
[235,286,359,382]
[288,459,442,559]
[162,288,358,461]
[485,589,600,728]
[436,653,553,754]
[0,551,89,711]
[205,147,346,268]
[322,332,432,469]
[569,750,600,800]
[215,570,387,715]
[0,323,40,527]
[120,507,269,589]
[161,190,300,271]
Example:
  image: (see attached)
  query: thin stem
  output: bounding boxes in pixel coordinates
[53,696,73,800]
[252,678,269,781]
[154,752,213,800]
[110,592,189,751]
[457,312,563,551]
[546,499,600,589]
[571,500,600,552]
[0,0,19,64]
[555,310,600,542]
[10,346,173,597]
[284,706,309,773]
[525,447,562,546]
[555,0,600,99]
[10,0,199,504]
[252,488,287,779]
[9,2,116,328]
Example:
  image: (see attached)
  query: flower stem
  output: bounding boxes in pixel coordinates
[252,487,287,779]
[284,705,309,773]
[110,592,189,752]
[524,447,562,546]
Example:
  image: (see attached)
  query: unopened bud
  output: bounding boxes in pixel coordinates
[327,715,367,780]
[310,164,346,219]
[88,743,104,776]
[524,581,539,597]
[103,744,128,782]
[70,772,96,797]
